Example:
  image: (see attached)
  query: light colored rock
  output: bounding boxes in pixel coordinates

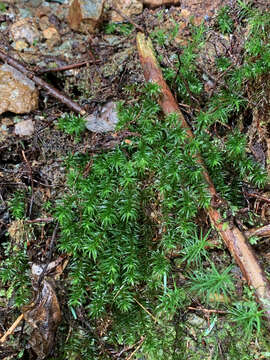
[111,0,143,22]
[10,18,40,45]
[67,0,105,33]
[85,101,119,133]
[143,0,180,7]
[15,119,35,137]
[43,26,60,40]
[43,27,61,49]
[14,39,29,51]
[39,16,51,31]
[0,64,39,115]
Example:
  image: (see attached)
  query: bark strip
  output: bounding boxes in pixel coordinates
[136,32,270,322]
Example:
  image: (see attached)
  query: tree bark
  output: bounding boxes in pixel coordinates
[136,32,270,323]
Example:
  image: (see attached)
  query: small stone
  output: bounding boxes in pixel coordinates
[43,27,61,49]
[1,117,14,126]
[39,16,51,31]
[15,119,35,137]
[85,101,119,133]
[43,26,59,40]
[13,39,29,51]
[67,0,105,33]
[103,35,122,46]
[111,0,143,22]
[10,18,40,45]
[0,64,39,115]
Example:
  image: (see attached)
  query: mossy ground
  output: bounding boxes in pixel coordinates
[1,1,270,359]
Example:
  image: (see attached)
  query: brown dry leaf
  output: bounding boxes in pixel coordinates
[22,257,67,359]
[8,220,25,243]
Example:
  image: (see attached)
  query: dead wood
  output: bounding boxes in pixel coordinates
[136,32,270,323]
[36,59,100,74]
[0,48,86,115]
[245,224,270,239]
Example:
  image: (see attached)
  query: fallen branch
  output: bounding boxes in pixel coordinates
[0,48,86,115]
[245,224,270,239]
[136,32,270,323]
[36,59,101,74]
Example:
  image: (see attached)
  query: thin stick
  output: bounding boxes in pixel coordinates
[22,150,34,217]
[0,48,86,115]
[134,298,158,323]
[125,337,145,360]
[37,60,100,74]
[37,222,59,287]
[0,314,24,344]
[188,306,227,314]
[26,217,54,224]
[246,192,270,204]
[111,6,145,33]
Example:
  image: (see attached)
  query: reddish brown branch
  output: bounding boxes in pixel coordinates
[246,192,270,204]
[37,60,100,74]
[136,32,270,323]
[0,48,86,115]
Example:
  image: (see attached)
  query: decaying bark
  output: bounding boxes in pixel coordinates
[136,32,270,323]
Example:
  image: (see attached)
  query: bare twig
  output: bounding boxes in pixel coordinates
[245,192,270,204]
[188,306,227,314]
[37,60,101,74]
[37,222,59,287]
[26,217,55,224]
[134,298,158,323]
[0,314,24,344]
[136,32,270,325]
[21,150,34,217]
[245,224,270,239]
[125,337,145,360]
[0,48,86,115]
[111,6,145,33]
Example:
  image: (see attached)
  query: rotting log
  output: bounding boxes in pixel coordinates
[136,32,270,323]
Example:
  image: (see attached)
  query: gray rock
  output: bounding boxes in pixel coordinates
[85,101,119,133]
[15,119,35,136]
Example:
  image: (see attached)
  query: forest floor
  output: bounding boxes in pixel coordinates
[1,0,270,359]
